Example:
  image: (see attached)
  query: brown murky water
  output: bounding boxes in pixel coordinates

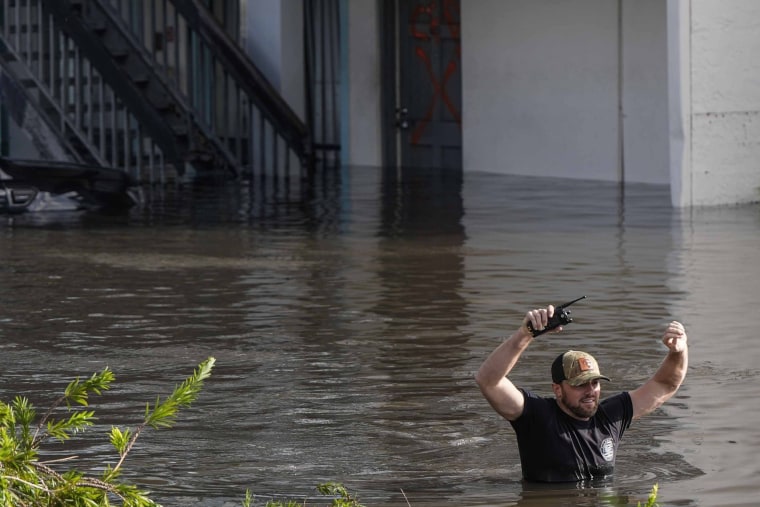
[1,166,758,506]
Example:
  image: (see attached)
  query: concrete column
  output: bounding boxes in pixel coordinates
[667,0,692,207]
[343,0,383,166]
[689,0,760,206]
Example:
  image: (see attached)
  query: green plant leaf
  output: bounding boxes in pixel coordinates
[0,358,214,506]
[64,368,115,407]
[144,357,216,430]
[110,426,132,456]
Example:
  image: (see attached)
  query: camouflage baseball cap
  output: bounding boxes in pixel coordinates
[551,350,611,386]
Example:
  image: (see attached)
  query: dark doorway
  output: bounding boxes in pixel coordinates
[382,0,462,170]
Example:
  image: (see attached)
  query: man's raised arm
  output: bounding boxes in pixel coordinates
[629,321,689,420]
[475,306,557,421]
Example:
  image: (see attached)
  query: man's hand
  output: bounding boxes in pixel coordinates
[521,305,561,336]
[662,321,688,353]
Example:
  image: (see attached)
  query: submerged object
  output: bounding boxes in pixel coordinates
[0,157,140,213]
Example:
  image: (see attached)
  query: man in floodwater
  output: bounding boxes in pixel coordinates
[475,305,688,482]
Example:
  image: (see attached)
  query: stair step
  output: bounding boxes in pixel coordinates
[131,73,150,86]
[151,96,173,111]
[105,44,131,61]
[166,120,189,137]
[68,0,85,13]
[19,78,37,88]
[88,19,108,34]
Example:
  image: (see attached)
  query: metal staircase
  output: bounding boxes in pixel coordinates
[0,0,312,184]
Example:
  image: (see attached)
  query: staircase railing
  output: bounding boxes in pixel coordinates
[0,0,312,184]
[83,0,312,179]
[1,0,188,182]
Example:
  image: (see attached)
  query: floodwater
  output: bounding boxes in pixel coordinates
[0,166,758,507]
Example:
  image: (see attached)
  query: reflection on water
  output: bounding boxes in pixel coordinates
[1,166,759,506]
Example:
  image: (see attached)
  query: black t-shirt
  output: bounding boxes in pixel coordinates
[509,389,633,482]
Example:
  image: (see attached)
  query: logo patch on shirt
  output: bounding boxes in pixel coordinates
[600,437,614,462]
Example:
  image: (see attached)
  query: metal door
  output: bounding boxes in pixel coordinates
[396,0,462,169]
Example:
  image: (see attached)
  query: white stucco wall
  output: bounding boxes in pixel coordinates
[242,0,305,121]
[462,0,670,185]
[243,0,282,89]
[343,0,383,166]
[689,0,760,206]
[463,0,617,180]
[621,0,670,185]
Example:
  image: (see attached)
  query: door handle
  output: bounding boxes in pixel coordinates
[395,107,409,129]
